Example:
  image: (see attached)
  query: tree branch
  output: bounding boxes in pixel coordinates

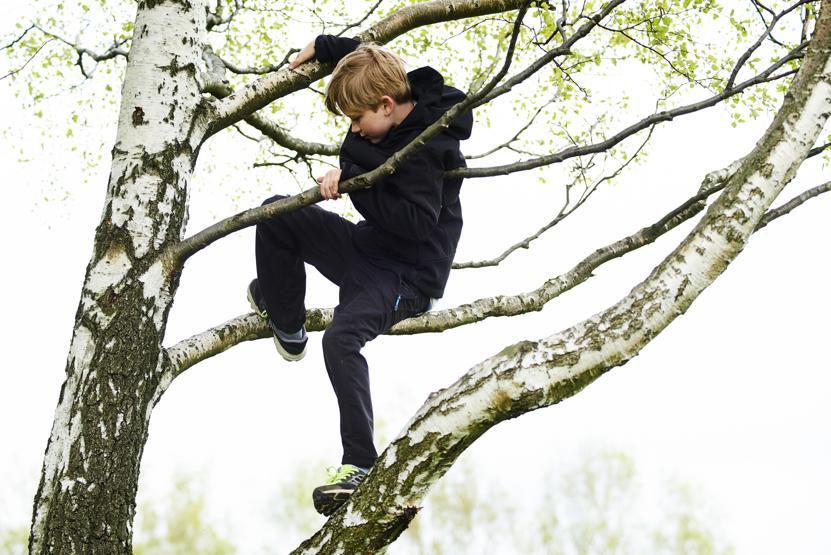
[172,0,625,267]
[726,0,813,90]
[7,24,128,81]
[593,21,701,86]
[163,133,831,379]
[33,24,128,62]
[465,0,628,112]
[0,38,54,81]
[287,5,831,549]
[218,49,298,75]
[206,0,546,135]
[335,0,385,37]
[756,179,831,229]
[807,139,830,156]
[199,46,340,156]
[1,24,35,51]
[163,156,740,377]
[455,131,828,272]
[465,98,554,159]
[453,123,657,269]
[244,112,339,156]
[751,0,794,48]
[206,0,243,31]
[454,42,807,179]
[171,0,545,266]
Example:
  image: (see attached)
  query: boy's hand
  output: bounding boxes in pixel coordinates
[317,168,342,200]
[288,40,316,70]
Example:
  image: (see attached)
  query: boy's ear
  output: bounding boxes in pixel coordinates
[379,95,395,114]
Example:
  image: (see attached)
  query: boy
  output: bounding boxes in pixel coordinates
[248,34,472,516]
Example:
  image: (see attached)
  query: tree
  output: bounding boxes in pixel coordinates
[2,0,829,552]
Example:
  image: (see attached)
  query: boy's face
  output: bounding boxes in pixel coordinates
[348,97,395,144]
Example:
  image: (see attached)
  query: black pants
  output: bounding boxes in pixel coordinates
[255,195,430,468]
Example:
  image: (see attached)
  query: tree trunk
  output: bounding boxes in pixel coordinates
[25,0,831,551]
[28,1,208,552]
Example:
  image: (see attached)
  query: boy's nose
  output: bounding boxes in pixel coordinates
[351,121,361,133]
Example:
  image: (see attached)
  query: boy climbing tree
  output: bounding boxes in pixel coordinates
[247,34,473,516]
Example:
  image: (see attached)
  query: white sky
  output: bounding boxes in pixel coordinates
[1,3,830,554]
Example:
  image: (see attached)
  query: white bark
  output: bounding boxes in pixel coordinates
[27,0,830,552]
[30,1,211,551]
[27,1,553,550]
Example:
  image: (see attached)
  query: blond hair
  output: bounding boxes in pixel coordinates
[325,43,412,116]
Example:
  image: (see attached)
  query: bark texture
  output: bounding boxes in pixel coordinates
[27,0,830,552]
[28,1,210,552]
[28,0,547,552]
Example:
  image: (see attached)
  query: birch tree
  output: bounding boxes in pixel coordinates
[3,0,829,552]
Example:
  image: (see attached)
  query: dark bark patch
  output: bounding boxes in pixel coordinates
[674,276,691,302]
[548,349,581,368]
[157,55,196,78]
[748,186,765,200]
[131,107,147,127]
[496,339,537,360]
[163,101,177,124]
[138,0,193,10]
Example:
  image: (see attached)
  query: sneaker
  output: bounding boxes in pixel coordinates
[312,464,369,516]
[247,279,269,320]
[247,278,307,362]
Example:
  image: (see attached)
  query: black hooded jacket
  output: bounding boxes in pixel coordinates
[315,35,473,299]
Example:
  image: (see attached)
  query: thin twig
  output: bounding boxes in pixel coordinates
[750,0,790,47]
[219,48,299,75]
[466,99,554,159]
[0,38,54,81]
[456,42,806,179]
[1,24,35,51]
[454,124,657,269]
[336,0,385,37]
[726,0,812,90]
[756,180,831,230]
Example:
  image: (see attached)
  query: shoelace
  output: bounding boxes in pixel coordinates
[325,465,365,486]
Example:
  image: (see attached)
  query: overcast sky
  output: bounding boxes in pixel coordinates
[2,3,830,553]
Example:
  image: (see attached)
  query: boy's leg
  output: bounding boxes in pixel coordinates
[321,289,384,469]
[313,263,429,515]
[321,261,431,469]
[255,194,355,333]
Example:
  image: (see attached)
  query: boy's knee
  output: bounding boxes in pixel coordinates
[257,194,291,234]
[322,325,360,358]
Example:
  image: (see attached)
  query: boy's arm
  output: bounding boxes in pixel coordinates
[314,35,360,64]
[288,35,359,69]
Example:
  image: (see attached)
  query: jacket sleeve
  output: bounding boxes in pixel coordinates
[349,146,446,242]
[314,35,360,65]
[339,149,368,181]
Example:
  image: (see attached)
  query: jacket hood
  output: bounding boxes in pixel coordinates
[393,66,473,142]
